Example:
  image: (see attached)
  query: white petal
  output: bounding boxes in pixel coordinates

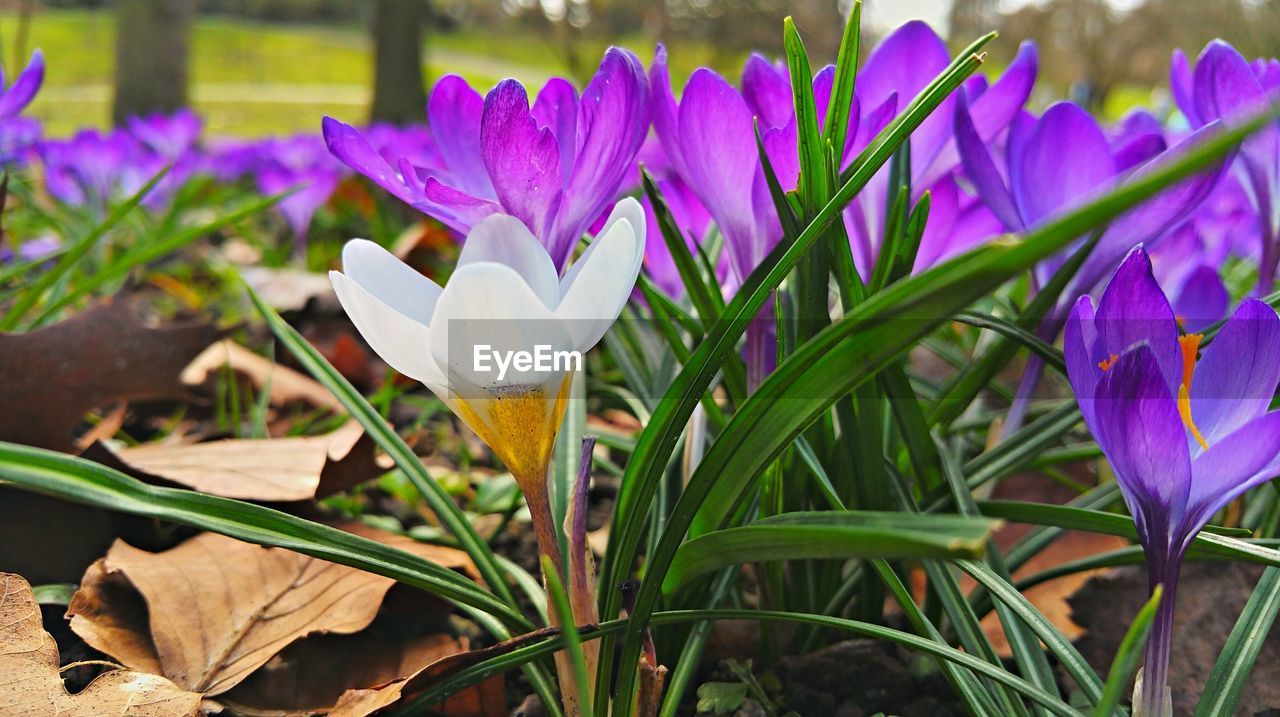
[560,197,645,293]
[457,213,560,310]
[430,262,575,394]
[330,270,447,391]
[556,197,645,350]
[342,239,442,325]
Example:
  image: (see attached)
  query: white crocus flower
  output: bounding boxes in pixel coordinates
[329,197,644,492]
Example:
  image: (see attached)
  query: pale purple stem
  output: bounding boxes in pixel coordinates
[1139,555,1181,716]
[745,305,776,393]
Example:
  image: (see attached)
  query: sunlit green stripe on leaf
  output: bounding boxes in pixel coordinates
[663,511,998,593]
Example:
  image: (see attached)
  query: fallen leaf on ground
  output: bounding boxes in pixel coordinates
[67,528,474,697]
[0,300,220,451]
[100,420,390,502]
[240,266,337,313]
[182,339,343,413]
[220,631,492,716]
[0,572,201,716]
[328,631,513,717]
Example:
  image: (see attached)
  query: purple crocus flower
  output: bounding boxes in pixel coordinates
[0,116,42,165]
[956,99,1225,296]
[1171,41,1280,291]
[0,50,43,123]
[253,134,343,246]
[1065,245,1280,714]
[0,50,45,165]
[323,47,649,272]
[127,109,201,161]
[1148,223,1229,333]
[39,129,165,211]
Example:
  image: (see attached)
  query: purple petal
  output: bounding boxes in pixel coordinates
[550,47,650,269]
[1182,411,1280,545]
[1064,295,1102,427]
[1092,344,1191,547]
[1095,245,1183,392]
[741,53,794,131]
[322,116,420,207]
[762,117,800,193]
[650,45,687,178]
[812,65,837,134]
[954,92,1021,231]
[1111,132,1166,173]
[480,79,564,245]
[845,93,895,167]
[1189,298,1280,443]
[918,192,1001,270]
[1170,264,1228,333]
[428,75,495,199]
[924,40,1037,184]
[414,177,502,236]
[856,21,954,178]
[1192,41,1267,125]
[0,49,42,121]
[1012,102,1114,227]
[1170,49,1201,127]
[677,68,763,280]
[912,175,958,270]
[531,77,579,179]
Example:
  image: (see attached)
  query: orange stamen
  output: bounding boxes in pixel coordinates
[1098,354,1119,372]
[1178,333,1202,388]
[1177,333,1209,450]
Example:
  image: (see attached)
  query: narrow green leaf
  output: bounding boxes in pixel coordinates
[821,0,862,155]
[665,511,998,592]
[953,310,1066,374]
[958,559,1104,705]
[543,555,593,717]
[1095,586,1163,717]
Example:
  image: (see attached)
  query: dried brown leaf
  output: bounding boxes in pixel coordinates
[0,572,201,717]
[221,632,466,716]
[70,533,399,696]
[103,421,390,502]
[181,339,342,413]
[0,300,220,451]
[67,528,476,700]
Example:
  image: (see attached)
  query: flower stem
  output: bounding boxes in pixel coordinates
[522,480,582,715]
[1138,561,1180,716]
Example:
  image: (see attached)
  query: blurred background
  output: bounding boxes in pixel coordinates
[4,0,1278,137]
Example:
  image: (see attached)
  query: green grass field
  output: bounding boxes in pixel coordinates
[0,9,736,138]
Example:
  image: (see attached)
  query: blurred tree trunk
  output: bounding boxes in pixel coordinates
[370,0,428,125]
[112,0,195,125]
